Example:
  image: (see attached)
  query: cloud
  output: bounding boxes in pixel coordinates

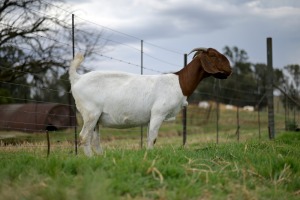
[68,0,300,71]
[116,0,241,38]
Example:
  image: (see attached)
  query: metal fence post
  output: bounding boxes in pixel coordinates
[267,37,275,139]
[214,79,220,144]
[140,40,144,148]
[236,107,240,142]
[71,14,78,154]
[183,54,187,146]
[46,130,50,157]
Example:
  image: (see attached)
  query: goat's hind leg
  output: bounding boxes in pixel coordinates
[79,112,101,157]
[78,125,93,157]
[91,121,103,155]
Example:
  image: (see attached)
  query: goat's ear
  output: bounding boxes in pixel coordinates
[200,51,223,74]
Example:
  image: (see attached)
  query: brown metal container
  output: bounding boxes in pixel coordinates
[0,103,76,132]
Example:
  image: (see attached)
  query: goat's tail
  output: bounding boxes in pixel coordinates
[69,53,84,85]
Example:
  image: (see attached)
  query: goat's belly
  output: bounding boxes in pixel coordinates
[99,112,149,128]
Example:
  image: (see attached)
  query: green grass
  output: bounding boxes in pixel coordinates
[0,105,298,199]
[0,131,300,200]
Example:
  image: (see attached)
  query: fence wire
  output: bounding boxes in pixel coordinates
[0,1,299,156]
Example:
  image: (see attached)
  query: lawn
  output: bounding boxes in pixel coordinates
[0,104,298,199]
[0,131,299,200]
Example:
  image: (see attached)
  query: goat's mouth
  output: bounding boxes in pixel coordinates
[213,72,231,79]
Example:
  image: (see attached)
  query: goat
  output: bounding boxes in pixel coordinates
[69,48,232,156]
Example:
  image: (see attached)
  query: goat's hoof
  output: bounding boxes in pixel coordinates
[93,147,103,155]
[147,144,154,150]
[83,146,93,157]
[78,136,86,147]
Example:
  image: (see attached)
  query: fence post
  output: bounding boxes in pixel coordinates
[214,79,220,144]
[236,107,240,142]
[140,40,144,148]
[71,14,78,154]
[182,54,187,146]
[256,93,266,140]
[266,37,275,139]
[46,130,50,157]
[258,108,261,139]
[284,86,287,130]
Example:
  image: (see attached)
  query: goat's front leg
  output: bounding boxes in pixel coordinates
[147,116,165,149]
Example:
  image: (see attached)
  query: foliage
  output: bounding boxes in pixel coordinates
[0,0,67,82]
[285,120,299,131]
[0,88,13,104]
[281,64,300,111]
[0,0,103,104]
[285,64,300,89]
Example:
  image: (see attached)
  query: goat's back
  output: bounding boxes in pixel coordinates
[71,71,186,128]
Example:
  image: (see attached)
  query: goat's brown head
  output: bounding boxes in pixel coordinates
[189,48,232,79]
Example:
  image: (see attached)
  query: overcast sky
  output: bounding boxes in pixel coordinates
[66,0,300,74]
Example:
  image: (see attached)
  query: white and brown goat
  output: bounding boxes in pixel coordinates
[69,48,232,156]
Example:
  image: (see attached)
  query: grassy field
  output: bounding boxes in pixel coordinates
[0,106,299,199]
[0,130,300,200]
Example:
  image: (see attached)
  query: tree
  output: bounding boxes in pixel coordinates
[223,46,249,64]
[1,0,63,81]
[221,46,260,107]
[281,64,300,112]
[0,0,103,104]
[284,64,300,90]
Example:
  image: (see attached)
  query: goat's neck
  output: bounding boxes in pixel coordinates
[174,58,209,97]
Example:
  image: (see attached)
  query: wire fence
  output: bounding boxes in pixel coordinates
[0,1,299,156]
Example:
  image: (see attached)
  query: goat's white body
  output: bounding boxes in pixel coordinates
[72,71,187,128]
[69,54,187,156]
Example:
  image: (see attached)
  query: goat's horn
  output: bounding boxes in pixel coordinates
[188,47,208,55]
